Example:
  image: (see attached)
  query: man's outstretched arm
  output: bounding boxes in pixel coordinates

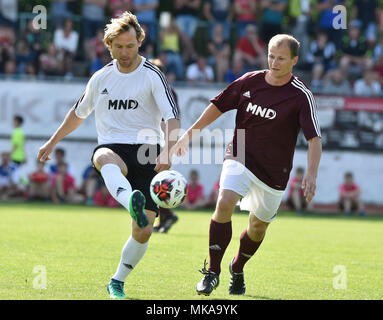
[171,103,223,157]
[302,136,322,203]
[37,108,84,162]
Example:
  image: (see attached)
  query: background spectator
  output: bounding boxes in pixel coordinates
[53,18,79,78]
[289,0,311,63]
[234,0,258,39]
[93,184,119,207]
[21,19,43,73]
[186,55,214,84]
[354,69,382,97]
[316,0,344,49]
[0,151,23,200]
[233,24,267,72]
[339,20,374,79]
[259,0,287,44]
[352,0,378,47]
[159,15,185,80]
[10,115,25,166]
[339,172,366,217]
[306,31,337,89]
[207,22,231,82]
[109,0,134,18]
[82,0,107,60]
[182,169,206,210]
[321,68,353,96]
[15,39,34,75]
[28,160,50,201]
[133,0,159,44]
[90,49,112,75]
[174,0,201,39]
[39,43,62,76]
[287,167,313,213]
[203,0,234,41]
[49,148,74,177]
[51,0,75,28]
[50,162,84,204]
[79,164,102,205]
[224,57,246,82]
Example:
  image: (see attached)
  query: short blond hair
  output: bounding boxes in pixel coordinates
[103,11,145,50]
[268,34,300,58]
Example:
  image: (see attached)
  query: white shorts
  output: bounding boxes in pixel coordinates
[220,159,285,223]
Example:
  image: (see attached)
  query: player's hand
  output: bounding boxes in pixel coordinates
[170,134,190,158]
[37,141,55,162]
[154,149,171,173]
[302,174,316,203]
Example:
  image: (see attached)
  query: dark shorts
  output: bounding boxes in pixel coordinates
[287,197,307,210]
[91,143,161,214]
[339,200,358,211]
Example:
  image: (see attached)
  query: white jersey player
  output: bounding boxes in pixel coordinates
[37,12,180,299]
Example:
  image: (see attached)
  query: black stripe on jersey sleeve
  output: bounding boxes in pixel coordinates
[73,91,85,111]
[143,61,180,119]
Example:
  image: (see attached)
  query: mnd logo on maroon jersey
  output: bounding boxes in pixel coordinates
[211,70,321,191]
[246,102,276,119]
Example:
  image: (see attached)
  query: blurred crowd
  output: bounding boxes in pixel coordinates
[0,0,383,96]
[0,114,366,217]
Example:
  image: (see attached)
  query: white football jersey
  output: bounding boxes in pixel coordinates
[73,57,179,145]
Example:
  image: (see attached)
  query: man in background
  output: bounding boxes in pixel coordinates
[11,115,26,166]
[339,172,366,217]
[287,167,313,213]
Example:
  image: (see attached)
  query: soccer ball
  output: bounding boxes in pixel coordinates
[150,170,188,209]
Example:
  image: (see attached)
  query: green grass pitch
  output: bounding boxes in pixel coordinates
[0,202,382,300]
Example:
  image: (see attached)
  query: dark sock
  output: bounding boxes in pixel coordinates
[208,219,232,275]
[159,208,172,225]
[231,229,263,273]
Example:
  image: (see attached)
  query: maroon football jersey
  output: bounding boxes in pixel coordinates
[211,70,321,190]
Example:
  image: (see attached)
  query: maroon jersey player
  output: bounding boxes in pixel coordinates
[172,34,322,296]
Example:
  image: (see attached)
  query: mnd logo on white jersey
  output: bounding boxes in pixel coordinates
[246,102,276,120]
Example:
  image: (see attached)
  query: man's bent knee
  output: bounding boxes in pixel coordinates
[93,148,127,175]
[213,190,241,223]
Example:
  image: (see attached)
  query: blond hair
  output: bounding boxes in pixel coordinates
[268,34,300,58]
[103,11,145,50]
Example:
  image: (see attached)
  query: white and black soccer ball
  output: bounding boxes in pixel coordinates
[150,170,188,209]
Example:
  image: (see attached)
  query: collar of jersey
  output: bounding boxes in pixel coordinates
[112,57,145,77]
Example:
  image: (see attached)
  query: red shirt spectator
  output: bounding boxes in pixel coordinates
[235,0,257,22]
[187,183,204,204]
[235,34,265,59]
[30,171,49,184]
[51,172,75,194]
[339,183,359,199]
[288,176,304,199]
[93,186,119,207]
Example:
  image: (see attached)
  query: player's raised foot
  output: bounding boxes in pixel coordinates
[159,214,178,233]
[107,279,126,299]
[196,259,219,296]
[228,259,246,295]
[128,190,149,228]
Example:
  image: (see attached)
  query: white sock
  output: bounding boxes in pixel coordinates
[100,163,132,211]
[112,236,148,282]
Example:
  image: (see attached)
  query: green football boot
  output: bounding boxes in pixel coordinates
[107,279,125,299]
[128,190,149,228]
